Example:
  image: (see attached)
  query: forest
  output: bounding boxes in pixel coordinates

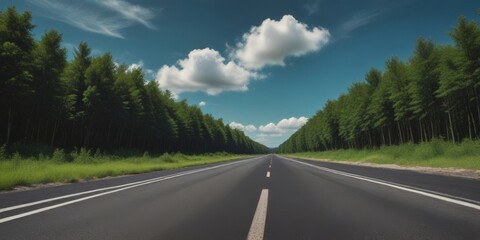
[0,7,268,155]
[278,11,480,153]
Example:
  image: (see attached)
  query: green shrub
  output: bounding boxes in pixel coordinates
[0,145,7,160]
[73,148,94,163]
[160,153,177,163]
[284,139,480,169]
[93,149,103,158]
[412,140,444,160]
[37,153,46,161]
[11,152,22,161]
[445,139,480,157]
[51,149,67,162]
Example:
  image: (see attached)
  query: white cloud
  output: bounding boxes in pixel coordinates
[255,116,308,147]
[156,48,260,95]
[145,69,156,79]
[229,122,257,133]
[228,117,308,147]
[277,116,308,129]
[198,101,206,107]
[305,1,320,16]
[259,123,286,134]
[234,15,330,69]
[154,15,327,97]
[259,116,308,134]
[337,9,383,39]
[127,60,144,72]
[124,60,155,79]
[98,0,157,30]
[30,0,157,38]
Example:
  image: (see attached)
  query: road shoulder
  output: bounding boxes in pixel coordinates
[284,156,480,180]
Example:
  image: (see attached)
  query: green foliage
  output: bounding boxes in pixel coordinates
[73,148,94,163]
[0,145,6,160]
[0,7,268,155]
[284,139,480,169]
[412,139,444,160]
[0,7,35,146]
[0,151,253,190]
[51,148,66,162]
[279,10,480,153]
[11,152,22,161]
[159,153,176,163]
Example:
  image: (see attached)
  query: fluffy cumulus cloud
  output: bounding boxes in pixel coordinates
[255,116,308,147]
[259,123,286,134]
[155,15,329,96]
[229,122,257,133]
[127,60,144,72]
[198,101,206,107]
[234,15,330,69]
[259,116,308,134]
[277,116,308,129]
[156,48,260,95]
[229,116,308,147]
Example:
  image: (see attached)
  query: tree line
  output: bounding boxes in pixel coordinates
[0,7,268,154]
[278,11,480,153]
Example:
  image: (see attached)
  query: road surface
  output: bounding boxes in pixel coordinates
[0,155,479,239]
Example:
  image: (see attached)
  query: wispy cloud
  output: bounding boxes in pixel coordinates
[336,9,383,39]
[304,1,320,16]
[29,0,157,38]
[98,0,157,30]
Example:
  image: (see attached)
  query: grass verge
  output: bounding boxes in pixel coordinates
[282,139,480,170]
[0,148,253,191]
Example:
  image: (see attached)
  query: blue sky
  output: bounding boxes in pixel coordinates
[2,0,478,147]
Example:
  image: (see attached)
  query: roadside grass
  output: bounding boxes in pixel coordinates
[282,139,480,170]
[0,148,253,191]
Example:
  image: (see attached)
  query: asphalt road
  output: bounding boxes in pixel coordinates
[0,155,479,239]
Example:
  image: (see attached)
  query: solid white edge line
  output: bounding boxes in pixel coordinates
[0,168,200,214]
[279,156,480,211]
[0,156,265,223]
[247,189,269,240]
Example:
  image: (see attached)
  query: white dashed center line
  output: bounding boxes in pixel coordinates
[247,189,269,240]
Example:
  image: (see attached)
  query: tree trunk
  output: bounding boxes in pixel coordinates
[142,127,148,150]
[430,115,435,140]
[469,110,477,136]
[397,121,403,144]
[445,118,450,141]
[106,121,112,148]
[6,104,13,146]
[50,119,58,146]
[380,127,386,146]
[419,119,424,142]
[447,110,456,143]
[467,111,472,140]
[387,127,392,145]
[368,131,372,148]
[408,121,414,143]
